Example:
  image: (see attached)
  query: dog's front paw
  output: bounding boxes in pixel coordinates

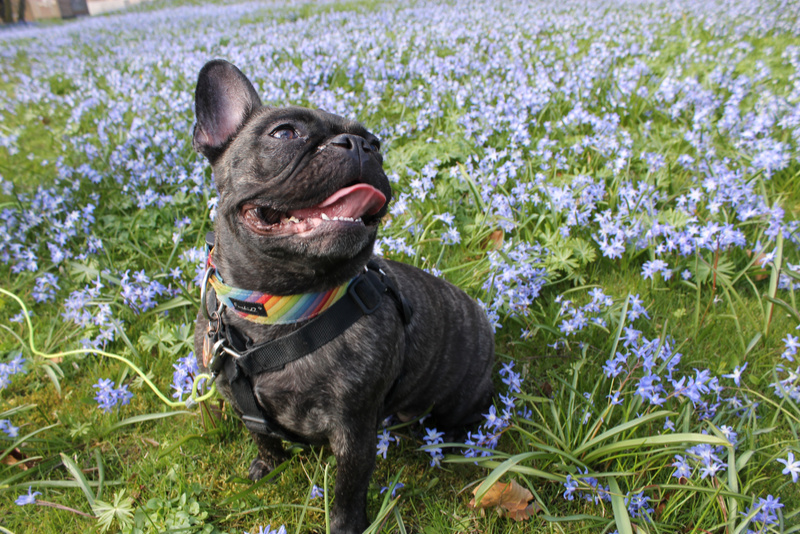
[248,457,275,481]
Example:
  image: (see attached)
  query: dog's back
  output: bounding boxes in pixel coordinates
[378,258,495,429]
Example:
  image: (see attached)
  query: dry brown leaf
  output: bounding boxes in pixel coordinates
[483,229,504,251]
[746,249,770,281]
[469,479,539,522]
[2,448,32,470]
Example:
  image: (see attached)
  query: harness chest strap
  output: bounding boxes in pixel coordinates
[203,256,412,439]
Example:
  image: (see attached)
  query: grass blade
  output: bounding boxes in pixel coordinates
[607,476,633,534]
[764,232,783,337]
[583,433,729,464]
[104,410,191,434]
[59,452,96,509]
[573,410,674,458]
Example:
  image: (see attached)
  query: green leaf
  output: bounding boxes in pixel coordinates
[144,295,194,316]
[105,410,192,435]
[574,410,674,458]
[583,433,729,464]
[607,477,633,534]
[92,490,135,533]
[60,452,96,508]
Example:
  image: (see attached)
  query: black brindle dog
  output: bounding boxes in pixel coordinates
[192,59,494,534]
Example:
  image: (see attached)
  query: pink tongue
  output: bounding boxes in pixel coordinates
[289,184,386,220]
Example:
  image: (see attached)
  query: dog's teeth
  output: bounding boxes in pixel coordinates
[321,213,331,221]
[288,216,300,223]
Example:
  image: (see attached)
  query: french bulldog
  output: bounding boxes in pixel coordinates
[192,59,494,534]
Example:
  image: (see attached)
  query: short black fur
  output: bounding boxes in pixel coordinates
[192,59,494,534]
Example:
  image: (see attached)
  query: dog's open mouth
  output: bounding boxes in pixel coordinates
[241,183,386,236]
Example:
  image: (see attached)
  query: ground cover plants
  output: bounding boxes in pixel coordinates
[1,0,800,532]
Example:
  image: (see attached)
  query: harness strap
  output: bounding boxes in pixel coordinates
[207,257,413,440]
[221,267,387,377]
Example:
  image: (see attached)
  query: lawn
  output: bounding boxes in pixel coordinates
[1,0,800,532]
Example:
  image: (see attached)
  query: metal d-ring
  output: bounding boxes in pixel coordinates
[200,267,213,321]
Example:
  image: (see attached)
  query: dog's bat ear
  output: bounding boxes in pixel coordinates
[193,59,262,161]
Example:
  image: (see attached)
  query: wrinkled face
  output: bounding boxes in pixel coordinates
[214,105,390,261]
[193,60,391,285]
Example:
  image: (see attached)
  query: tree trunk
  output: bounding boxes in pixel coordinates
[17,0,24,22]
[2,0,13,23]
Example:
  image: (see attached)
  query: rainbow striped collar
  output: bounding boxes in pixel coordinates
[207,255,354,325]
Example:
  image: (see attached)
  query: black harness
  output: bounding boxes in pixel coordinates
[202,235,412,441]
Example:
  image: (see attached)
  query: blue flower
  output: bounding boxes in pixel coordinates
[15,486,41,506]
[422,427,445,467]
[671,455,692,479]
[562,475,579,501]
[376,429,395,459]
[0,419,19,438]
[380,482,404,498]
[625,491,654,519]
[777,452,800,483]
[723,362,747,386]
[310,485,324,499]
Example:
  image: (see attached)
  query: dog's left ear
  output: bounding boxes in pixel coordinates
[193,59,262,162]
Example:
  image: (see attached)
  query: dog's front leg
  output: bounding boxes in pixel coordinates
[248,432,288,481]
[329,420,377,534]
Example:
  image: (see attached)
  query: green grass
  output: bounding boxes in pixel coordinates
[2,0,800,532]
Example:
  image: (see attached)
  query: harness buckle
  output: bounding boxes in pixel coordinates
[207,338,228,374]
[348,274,382,315]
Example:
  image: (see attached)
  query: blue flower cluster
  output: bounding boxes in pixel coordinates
[421,427,445,467]
[625,491,654,520]
[171,352,205,402]
[462,362,527,459]
[481,244,548,331]
[93,378,133,413]
[62,278,116,349]
[32,273,59,303]
[376,427,395,460]
[0,352,26,390]
[562,469,611,505]
[769,327,800,401]
[119,270,171,314]
[741,495,784,534]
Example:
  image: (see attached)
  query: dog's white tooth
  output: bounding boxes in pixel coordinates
[289,216,300,223]
[322,213,330,221]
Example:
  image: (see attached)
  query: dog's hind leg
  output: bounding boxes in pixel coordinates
[248,432,289,481]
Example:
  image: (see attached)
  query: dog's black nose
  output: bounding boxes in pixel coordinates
[329,133,374,153]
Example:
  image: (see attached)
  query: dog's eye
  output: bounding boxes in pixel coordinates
[271,126,298,140]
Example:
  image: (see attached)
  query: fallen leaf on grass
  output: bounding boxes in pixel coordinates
[469,479,540,521]
[1,447,35,470]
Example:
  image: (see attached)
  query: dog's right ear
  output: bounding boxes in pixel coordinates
[193,60,262,162]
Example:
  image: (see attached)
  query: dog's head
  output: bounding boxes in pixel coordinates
[193,60,392,293]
